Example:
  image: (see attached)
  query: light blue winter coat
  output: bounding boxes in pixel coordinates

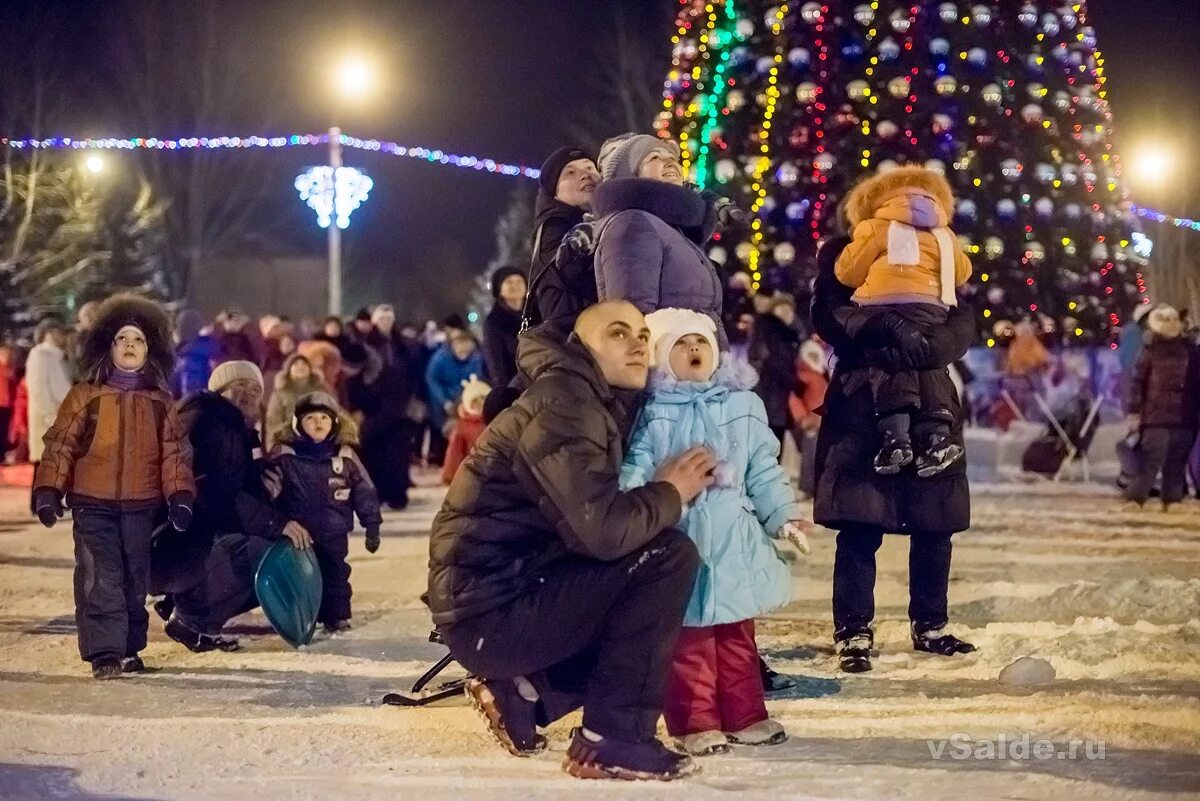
[620,360,799,627]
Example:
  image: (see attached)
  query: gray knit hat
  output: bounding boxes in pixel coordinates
[598,133,680,181]
[208,360,264,393]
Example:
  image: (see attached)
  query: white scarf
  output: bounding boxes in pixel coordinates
[887,221,958,307]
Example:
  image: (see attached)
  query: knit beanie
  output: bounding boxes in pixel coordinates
[645,308,719,378]
[599,133,679,181]
[539,146,591,196]
[371,304,396,326]
[459,374,492,411]
[489,266,527,299]
[354,307,372,323]
[208,360,264,393]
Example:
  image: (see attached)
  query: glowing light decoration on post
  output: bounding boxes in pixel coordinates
[294,166,374,229]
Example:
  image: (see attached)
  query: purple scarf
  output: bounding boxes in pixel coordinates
[105,367,149,391]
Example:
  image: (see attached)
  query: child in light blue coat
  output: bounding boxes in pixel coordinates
[621,308,812,757]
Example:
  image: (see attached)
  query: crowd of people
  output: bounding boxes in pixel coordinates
[1,129,1197,783]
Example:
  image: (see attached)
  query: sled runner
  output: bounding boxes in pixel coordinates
[381,629,472,707]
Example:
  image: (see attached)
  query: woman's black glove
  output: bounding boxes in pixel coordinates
[857,314,931,369]
[32,488,64,529]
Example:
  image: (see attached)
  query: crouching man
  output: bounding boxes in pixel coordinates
[427,301,715,781]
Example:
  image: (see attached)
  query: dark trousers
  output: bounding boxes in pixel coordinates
[832,525,953,639]
[312,533,352,623]
[1126,427,1197,505]
[441,529,699,743]
[0,407,11,452]
[362,418,412,507]
[72,506,159,662]
[173,532,272,634]
[798,428,818,497]
[664,620,765,736]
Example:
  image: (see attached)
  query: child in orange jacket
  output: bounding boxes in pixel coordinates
[833,166,972,478]
[442,374,491,485]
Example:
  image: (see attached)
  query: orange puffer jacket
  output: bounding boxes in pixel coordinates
[35,383,195,509]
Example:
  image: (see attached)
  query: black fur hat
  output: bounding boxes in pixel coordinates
[80,293,174,388]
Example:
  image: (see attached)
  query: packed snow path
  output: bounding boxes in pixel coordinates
[1,475,1197,800]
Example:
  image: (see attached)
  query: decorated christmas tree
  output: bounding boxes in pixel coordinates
[656,0,1149,347]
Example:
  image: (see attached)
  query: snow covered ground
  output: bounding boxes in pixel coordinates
[1,473,1197,800]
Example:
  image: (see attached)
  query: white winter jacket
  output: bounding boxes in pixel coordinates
[26,341,72,463]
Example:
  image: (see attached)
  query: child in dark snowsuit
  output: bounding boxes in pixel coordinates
[270,391,381,632]
[32,294,195,679]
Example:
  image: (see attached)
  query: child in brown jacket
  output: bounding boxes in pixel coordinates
[32,295,195,679]
[833,166,972,477]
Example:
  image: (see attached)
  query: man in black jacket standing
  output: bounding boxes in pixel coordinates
[428,301,715,781]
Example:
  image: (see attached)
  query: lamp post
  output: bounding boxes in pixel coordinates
[327,125,344,316]
[324,55,375,316]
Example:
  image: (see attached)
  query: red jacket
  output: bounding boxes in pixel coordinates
[442,412,486,485]
[9,378,28,447]
[788,362,829,431]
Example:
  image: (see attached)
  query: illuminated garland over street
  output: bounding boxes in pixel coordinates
[2,132,541,179]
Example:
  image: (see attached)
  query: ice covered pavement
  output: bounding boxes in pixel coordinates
[1,475,1198,800]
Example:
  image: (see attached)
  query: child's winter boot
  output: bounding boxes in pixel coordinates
[915,434,964,478]
[873,433,914,475]
[91,656,123,680]
[674,730,730,756]
[726,718,787,746]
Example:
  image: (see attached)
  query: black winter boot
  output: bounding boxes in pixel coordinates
[873,433,914,475]
[121,655,146,673]
[915,434,964,478]
[836,630,874,673]
[465,677,547,757]
[92,656,124,680]
[911,623,976,655]
[165,615,241,653]
[562,728,697,781]
[759,655,797,695]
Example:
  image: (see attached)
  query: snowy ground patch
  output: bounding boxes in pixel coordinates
[0,476,1197,800]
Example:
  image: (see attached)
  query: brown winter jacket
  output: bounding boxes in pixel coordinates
[35,382,195,509]
[1127,336,1200,429]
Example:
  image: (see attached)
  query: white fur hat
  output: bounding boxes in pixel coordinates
[800,340,827,375]
[645,308,719,378]
[459,374,492,409]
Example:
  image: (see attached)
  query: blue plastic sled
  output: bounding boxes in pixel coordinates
[255,541,323,648]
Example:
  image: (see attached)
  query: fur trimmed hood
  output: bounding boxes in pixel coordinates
[80,293,174,388]
[593,178,715,244]
[844,166,955,228]
[649,353,758,394]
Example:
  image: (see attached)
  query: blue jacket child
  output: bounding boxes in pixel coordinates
[425,332,486,436]
[270,391,382,631]
[620,309,808,628]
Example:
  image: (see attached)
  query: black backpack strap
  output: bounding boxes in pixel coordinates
[519,222,547,334]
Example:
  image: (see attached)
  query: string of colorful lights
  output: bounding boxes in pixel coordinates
[1,132,541,179]
[3,131,1197,237]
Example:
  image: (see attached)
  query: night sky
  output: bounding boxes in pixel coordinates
[2,0,1197,321]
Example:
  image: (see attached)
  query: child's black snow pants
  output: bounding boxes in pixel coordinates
[72,505,159,663]
[312,532,352,624]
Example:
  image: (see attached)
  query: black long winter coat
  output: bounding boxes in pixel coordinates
[270,440,382,537]
[426,329,681,626]
[525,190,597,330]
[481,301,522,388]
[811,236,974,535]
[150,391,285,593]
[750,313,801,429]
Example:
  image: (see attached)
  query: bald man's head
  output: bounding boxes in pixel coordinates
[573,301,651,390]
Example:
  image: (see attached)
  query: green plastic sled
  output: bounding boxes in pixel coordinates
[254,541,323,648]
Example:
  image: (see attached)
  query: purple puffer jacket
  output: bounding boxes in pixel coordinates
[593,178,726,348]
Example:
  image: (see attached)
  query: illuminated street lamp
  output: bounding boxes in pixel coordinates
[317,54,377,316]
